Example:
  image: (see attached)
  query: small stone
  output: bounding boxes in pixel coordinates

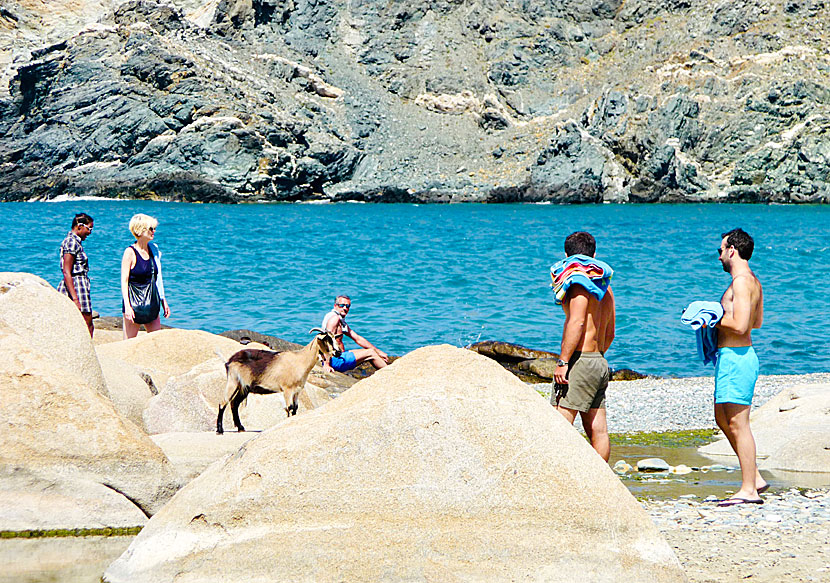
[613,460,632,474]
[636,458,670,472]
[764,514,783,522]
[670,464,693,475]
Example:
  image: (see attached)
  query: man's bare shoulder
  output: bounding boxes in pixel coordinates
[564,285,593,307]
[732,272,762,292]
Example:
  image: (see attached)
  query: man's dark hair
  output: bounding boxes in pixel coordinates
[335,294,351,303]
[72,213,93,228]
[564,231,596,257]
[721,228,754,260]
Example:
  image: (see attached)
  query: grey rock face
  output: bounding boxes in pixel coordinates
[0,0,829,203]
[0,1,360,201]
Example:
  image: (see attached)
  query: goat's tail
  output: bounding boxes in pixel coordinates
[214,346,232,368]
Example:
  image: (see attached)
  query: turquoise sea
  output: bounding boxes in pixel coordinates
[2,201,828,377]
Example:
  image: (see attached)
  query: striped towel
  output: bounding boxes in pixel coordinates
[550,254,614,305]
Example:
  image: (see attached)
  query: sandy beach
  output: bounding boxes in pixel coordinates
[648,489,830,583]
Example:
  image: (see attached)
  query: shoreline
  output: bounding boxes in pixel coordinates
[532,372,830,434]
[9,195,830,205]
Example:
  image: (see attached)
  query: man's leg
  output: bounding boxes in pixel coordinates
[351,348,387,369]
[555,405,578,425]
[715,402,761,499]
[580,408,610,462]
[714,403,767,492]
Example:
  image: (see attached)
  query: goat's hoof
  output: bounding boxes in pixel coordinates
[216,430,224,435]
[237,426,246,433]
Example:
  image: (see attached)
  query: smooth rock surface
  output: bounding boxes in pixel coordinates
[98,355,155,429]
[0,468,148,530]
[105,345,684,583]
[95,329,256,390]
[637,458,672,472]
[0,324,179,528]
[150,432,258,482]
[0,272,107,397]
[699,383,830,473]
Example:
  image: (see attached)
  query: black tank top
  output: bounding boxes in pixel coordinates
[129,246,155,285]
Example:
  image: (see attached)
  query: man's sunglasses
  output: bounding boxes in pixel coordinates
[336,303,351,308]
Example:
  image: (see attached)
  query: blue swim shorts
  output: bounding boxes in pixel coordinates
[714,346,760,405]
[329,351,357,372]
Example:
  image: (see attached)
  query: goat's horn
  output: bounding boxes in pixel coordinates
[308,327,327,335]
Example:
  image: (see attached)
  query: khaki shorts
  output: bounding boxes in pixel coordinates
[552,352,609,412]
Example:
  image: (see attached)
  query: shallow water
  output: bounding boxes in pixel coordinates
[611,444,830,499]
[0,535,131,583]
[3,201,829,377]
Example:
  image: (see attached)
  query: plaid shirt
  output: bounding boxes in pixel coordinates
[59,231,89,277]
[57,231,91,312]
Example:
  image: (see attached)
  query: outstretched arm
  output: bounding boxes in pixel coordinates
[347,329,389,363]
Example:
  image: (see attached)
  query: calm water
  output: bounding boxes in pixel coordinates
[2,201,828,377]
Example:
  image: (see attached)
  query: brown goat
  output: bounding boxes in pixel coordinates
[217,328,339,434]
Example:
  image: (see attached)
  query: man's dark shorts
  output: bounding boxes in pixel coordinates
[330,351,358,372]
[552,352,609,411]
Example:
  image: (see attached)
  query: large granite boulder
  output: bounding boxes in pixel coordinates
[98,355,156,428]
[699,382,830,474]
[95,329,254,390]
[150,432,259,482]
[105,345,683,583]
[0,272,107,397]
[0,324,179,530]
[143,356,330,434]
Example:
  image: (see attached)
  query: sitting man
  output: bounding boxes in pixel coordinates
[322,295,389,373]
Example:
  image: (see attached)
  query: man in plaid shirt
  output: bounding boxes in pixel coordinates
[57,213,95,337]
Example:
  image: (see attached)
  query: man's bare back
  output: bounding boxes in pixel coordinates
[562,287,616,353]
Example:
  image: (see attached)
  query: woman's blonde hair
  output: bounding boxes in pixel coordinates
[129,214,159,239]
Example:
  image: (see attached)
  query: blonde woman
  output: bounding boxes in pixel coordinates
[121,214,171,339]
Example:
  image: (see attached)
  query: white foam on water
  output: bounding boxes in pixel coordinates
[41,195,129,202]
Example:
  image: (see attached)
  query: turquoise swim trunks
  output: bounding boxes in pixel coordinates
[329,351,357,372]
[714,346,760,405]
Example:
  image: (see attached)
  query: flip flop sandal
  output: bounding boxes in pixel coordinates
[717,497,764,507]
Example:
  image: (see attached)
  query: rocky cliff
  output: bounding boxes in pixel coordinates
[0,0,828,202]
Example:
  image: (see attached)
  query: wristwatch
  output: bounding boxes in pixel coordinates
[556,358,568,367]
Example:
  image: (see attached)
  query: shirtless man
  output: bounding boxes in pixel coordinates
[322,295,389,373]
[714,228,767,506]
[553,232,616,462]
